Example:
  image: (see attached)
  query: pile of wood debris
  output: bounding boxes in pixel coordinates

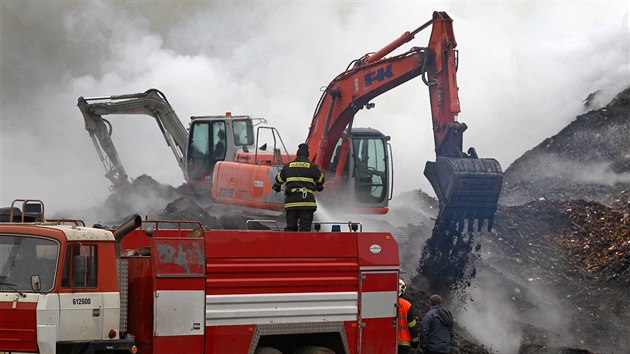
[560,198,629,282]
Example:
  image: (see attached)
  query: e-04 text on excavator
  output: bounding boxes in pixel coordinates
[78,11,502,231]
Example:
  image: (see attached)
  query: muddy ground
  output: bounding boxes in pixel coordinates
[86,88,630,353]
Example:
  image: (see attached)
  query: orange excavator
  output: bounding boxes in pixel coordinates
[78,11,502,231]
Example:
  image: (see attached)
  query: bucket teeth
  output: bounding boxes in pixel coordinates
[440,208,496,232]
[477,218,485,232]
[488,215,495,231]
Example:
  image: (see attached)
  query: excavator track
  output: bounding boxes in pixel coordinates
[424,157,503,231]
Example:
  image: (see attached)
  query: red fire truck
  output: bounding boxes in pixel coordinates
[0,199,400,354]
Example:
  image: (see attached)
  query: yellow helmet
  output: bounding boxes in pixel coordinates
[398,279,406,296]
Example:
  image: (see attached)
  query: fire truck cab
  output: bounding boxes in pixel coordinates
[0,200,400,354]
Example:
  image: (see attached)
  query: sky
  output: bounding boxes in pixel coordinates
[1,1,629,216]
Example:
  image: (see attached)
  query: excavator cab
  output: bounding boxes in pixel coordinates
[349,129,391,206]
[325,129,392,212]
[186,115,255,182]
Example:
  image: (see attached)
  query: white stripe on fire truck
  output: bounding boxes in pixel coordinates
[205,292,358,326]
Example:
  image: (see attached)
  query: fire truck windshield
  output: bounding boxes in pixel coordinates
[0,235,59,292]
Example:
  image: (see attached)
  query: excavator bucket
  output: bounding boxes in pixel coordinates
[424,157,503,231]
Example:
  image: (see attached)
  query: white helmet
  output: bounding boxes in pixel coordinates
[398,279,406,296]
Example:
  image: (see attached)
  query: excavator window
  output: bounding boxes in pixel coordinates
[187,120,228,181]
[328,139,349,175]
[232,119,254,146]
[190,123,210,156]
[352,137,388,204]
[188,122,211,181]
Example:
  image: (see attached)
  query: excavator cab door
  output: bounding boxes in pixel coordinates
[254,126,291,166]
[187,119,224,182]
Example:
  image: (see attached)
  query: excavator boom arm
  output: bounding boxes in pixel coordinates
[307,11,460,170]
[307,48,429,169]
[305,11,502,230]
[77,89,189,187]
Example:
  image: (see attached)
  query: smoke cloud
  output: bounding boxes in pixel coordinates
[1,1,628,213]
[1,2,629,349]
[522,154,630,185]
[456,266,574,353]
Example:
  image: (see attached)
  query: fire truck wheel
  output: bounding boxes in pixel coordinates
[293,346,335,354]
[254,346,284,354]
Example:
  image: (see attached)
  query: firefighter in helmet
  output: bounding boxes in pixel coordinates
[272,143,325,231]
[398,279,420,354]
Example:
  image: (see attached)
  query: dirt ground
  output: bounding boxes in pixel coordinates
[402,196,628,354]
[89,87,630,353]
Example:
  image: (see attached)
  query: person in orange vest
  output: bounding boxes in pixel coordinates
[398,279,420,354]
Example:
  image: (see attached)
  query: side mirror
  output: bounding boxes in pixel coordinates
[31,275,41,292]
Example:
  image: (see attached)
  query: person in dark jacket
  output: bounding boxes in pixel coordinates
[420,294,454,354]
[272,143,325,231]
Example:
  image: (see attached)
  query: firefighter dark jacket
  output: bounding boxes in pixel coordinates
[273,155,325,210]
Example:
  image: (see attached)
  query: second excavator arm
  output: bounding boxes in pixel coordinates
[77,88,189,188]
[308,12,461,169]
[306,11,502,230]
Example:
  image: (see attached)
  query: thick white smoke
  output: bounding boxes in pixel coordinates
[1,1,629,349]
[1,2,628,211]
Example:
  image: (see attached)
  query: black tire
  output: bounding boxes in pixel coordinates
[293,346,336,354]
[255,346,284,354]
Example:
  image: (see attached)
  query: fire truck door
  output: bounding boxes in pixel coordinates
[58,244,106,341]
[152,237,206,354]
[59,292,105,340]
[359,270,398,354]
